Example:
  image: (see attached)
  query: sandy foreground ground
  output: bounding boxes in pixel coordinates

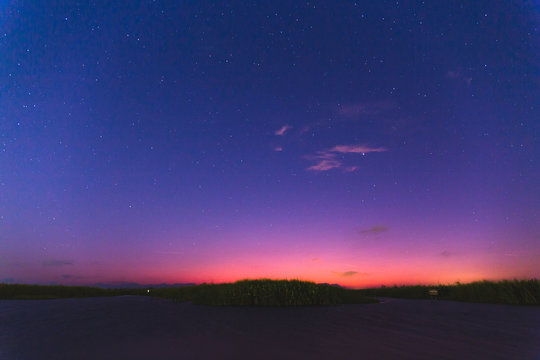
[1,296,539,360]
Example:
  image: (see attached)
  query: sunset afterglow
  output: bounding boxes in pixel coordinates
[1,1,538,288]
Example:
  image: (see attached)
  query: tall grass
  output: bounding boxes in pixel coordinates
[357,279,540,305]
[149,279,378,306]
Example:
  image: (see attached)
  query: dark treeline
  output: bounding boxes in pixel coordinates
[357,279,540,305]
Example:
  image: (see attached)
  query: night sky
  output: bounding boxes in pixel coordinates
[1,1,539,287]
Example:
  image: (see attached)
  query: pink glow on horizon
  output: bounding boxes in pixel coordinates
[5,221,539,287]
[11,244,538,288]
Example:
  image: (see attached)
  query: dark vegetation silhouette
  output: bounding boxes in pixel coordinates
[0,279,375,305]
[148,279,377,306]
[0,284,144,299]
[1,279,538,306]
[358,279,540,305]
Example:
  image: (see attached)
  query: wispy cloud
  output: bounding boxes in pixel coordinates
[274,146,283,152]
[152,250,185,255]
[306,144,388,171]
[275,125,291,136]
[43,260,73,267]
[61,274,72,279]
[439,250,458,258]
[330,144,387,154]
[307,159,342,171]
[359,225,389,235]
[308,151,337,160]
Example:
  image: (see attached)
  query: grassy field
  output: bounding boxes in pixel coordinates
[148,279,378,306]
[357,279,540,305]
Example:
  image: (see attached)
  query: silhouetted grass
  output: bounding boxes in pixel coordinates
[0,284,145,300]
[357,279,540,305]
[0,280,377,305]
[8,279,534,306]
[149,279,378,306]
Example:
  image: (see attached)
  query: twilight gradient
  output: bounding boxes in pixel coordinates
[0,1,539,288]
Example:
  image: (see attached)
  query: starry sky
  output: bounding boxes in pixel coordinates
[1,1,539,288]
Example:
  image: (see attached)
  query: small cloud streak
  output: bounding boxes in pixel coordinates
[307,159,342,171]
[274,146,283,152]
[439,250,458,258]
[308,151,337,160]
[43,260,73,267]
[332,271,369,277]
[330,144,387,154]
[340,271,358,277]
[306,144,387,172]
[359,225,389,235]
[275,125,291,136]
[152,250,185,255]
[61,274,72,279]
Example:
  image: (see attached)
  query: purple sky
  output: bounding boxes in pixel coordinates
[1,1,538,287]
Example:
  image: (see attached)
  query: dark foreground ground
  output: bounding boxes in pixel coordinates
[1,296,539,360]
